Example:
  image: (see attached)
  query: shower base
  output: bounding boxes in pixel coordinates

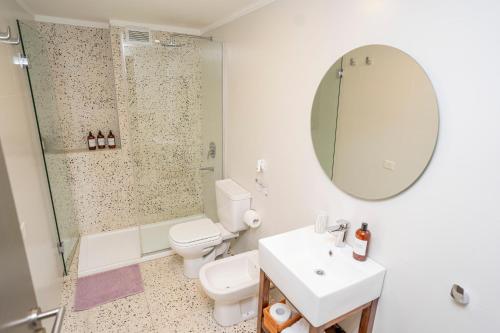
[78,214,204,277]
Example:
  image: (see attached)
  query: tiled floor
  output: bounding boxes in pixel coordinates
[61,252,279,333]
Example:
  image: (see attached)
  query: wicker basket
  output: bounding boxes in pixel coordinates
[263,300,302,333]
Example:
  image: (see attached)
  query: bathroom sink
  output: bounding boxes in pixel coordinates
[259,226,386,327]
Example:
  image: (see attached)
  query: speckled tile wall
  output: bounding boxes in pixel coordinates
[19,21,64,151]
[22,22,207,235]
[65,149,135,234]
[122,30,204,224]
[43,153,79,250]
[24,21,120,151]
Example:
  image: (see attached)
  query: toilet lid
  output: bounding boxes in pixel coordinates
[169,218,221,244]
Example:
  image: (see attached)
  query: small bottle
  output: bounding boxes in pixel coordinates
[353,222,371,261]
[97,131,106,149]
[107,130,116,149]
[87,131,96,150]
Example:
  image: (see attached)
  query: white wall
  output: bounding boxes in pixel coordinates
[0,0,63,311]
[210,0,500,331]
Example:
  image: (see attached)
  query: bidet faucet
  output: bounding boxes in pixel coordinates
[326,219,350,247]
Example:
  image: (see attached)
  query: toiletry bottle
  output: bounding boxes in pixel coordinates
[107,130,116,149]
[353,222,371,261]
[97,131,106,149]
[87,131,96,150]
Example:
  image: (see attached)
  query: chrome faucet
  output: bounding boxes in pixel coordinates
[326,219,350,247]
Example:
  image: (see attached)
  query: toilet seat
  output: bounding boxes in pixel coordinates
[169,218,222,246]
[169,218,226,278]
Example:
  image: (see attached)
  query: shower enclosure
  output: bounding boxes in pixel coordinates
[122,31,224,255]
[18,21,223,275]
[18,21,80,273]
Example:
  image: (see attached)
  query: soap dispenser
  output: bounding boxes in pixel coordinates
[107,130,116,149]
[87,131,96,150]
[97,130,106,149]
[353,222,371,261]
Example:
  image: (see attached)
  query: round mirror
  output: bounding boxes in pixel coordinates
[311,45,439,200]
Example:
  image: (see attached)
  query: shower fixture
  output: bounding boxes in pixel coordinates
[170,33,213,41]
[155,36,185,47]
[154,32,213,48]
[207,142,216,159]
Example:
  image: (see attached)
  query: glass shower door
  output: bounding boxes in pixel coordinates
[121,32,223,255]
[18,21,79,273]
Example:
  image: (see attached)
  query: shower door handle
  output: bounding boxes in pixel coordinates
[199,167,214,172]
[0,306,65,333]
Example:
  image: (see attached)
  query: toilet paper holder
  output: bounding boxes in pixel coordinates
[244,209,261,228]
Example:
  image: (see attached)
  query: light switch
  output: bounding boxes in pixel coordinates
[383,159,396,171]
[19,222,27,240]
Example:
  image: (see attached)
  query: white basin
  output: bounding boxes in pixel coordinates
[259,226,386,327]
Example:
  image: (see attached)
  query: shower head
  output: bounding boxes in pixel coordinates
[153,33,213,48]
[154,37,185,48]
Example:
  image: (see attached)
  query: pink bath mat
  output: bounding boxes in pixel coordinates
[74,264,144,311]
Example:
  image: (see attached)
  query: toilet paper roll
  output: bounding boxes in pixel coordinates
[243,209,261,228]
[269,303,291,324]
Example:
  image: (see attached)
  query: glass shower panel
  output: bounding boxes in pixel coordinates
[199,40,223,222]
[123,33,222,255]
[18,21,80,272]
[125,36,204,226]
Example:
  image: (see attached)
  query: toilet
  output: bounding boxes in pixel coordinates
[168,179,252,278]
[199,250,260,326]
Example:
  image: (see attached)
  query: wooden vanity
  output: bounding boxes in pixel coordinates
[257,270,379,333]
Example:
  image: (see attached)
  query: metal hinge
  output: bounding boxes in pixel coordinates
[337,69,343,78]
[57,241,64,255]
[13,53,29,69]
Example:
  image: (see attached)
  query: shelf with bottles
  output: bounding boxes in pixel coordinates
[87,130,118,151]
[43,130,121,155]
[44,146,122,155]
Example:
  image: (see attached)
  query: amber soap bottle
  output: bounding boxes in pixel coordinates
[97,131,106,149]
[87,131,96,150]
[107,130,116,149]
[353,222,371,261]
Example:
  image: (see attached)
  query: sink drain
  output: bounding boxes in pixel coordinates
[314,269,325,276]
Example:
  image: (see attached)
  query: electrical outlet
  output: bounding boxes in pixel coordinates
[383,159,396,171]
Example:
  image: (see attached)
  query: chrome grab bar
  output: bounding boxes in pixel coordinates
[199,166,214,172]
[0,306,65,333]
[1,36,20,45]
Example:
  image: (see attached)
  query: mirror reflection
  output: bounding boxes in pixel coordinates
[311,45,439,200]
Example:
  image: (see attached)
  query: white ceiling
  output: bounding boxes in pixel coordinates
[16,0,274,33]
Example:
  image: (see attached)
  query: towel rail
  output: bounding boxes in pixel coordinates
[0,26,11,40]
[0,25,20,45]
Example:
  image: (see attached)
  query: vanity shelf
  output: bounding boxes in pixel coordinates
[257,270,379,333]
